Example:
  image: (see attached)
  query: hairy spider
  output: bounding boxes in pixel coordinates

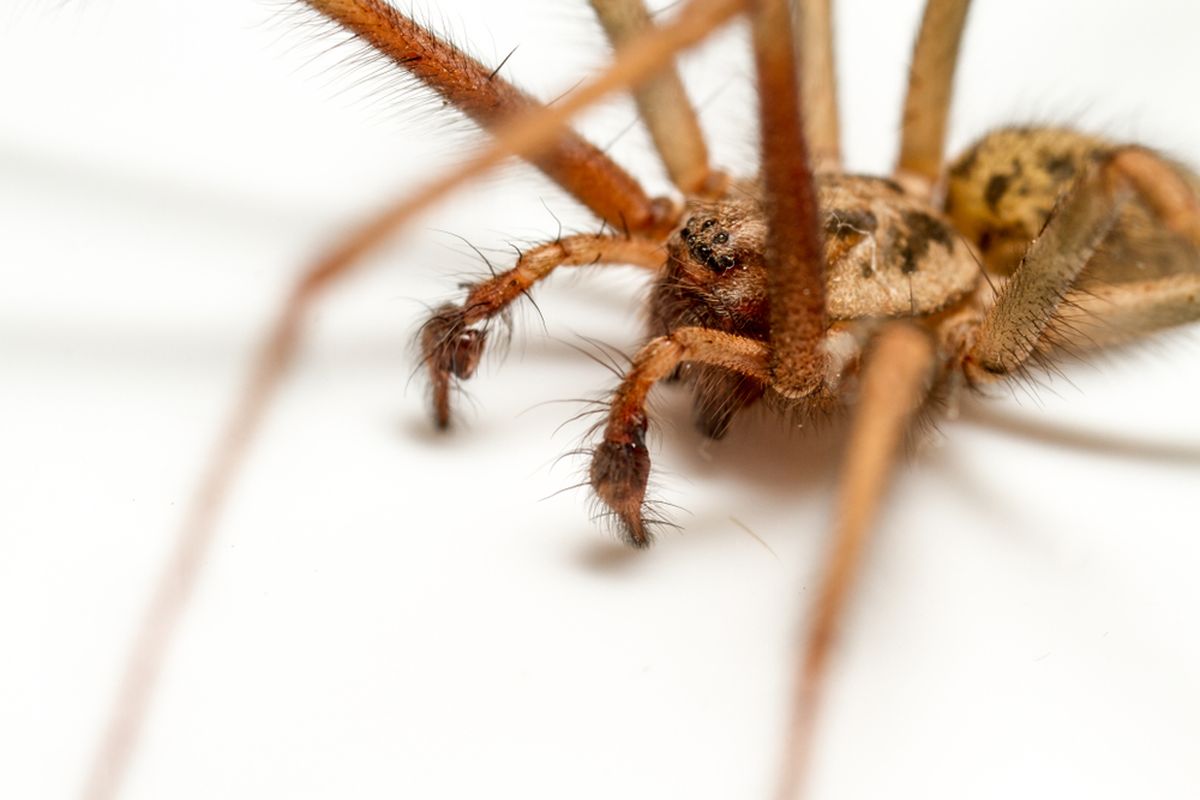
[5,1,1200,799]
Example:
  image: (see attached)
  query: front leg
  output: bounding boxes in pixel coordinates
[421,233,665,428]
[589,328,771,546]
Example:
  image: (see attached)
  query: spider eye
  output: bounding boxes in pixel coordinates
[717,255,735,271]
[713,232,729,244]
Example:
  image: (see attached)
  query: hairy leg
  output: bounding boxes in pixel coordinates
[896,0,972,192]
[794,0,840,168]
[590,0,726,195]
[305,0,657,230]
[776,323,935,800]
[422,233,667,427]
[1046,273,1200,352]
[589,328,771,546]
[965,148,1200,382]
[750,0,828,397]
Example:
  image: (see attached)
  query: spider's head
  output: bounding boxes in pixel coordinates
[650,195,771,339]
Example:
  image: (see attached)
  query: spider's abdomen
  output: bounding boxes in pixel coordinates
[945,127,1200,282]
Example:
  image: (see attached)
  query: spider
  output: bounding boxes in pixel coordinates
[4,1,1195,800]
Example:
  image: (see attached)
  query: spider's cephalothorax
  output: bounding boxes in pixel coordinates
[647,174,980,436]
[653,175,979,335]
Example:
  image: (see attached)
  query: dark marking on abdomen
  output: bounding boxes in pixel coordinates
[984,173,1011,212]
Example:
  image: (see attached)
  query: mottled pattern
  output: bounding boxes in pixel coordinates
[818,175,976,318]
[650,176,977,336]
[945,127,1200,282]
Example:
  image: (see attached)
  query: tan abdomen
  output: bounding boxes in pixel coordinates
[945,126,1200,281]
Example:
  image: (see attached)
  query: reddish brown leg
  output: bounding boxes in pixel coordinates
[305,0,661,231]
[422,233,667,427]
[590,328,771,546]
[777,324,935,800]
[82,4,748,799]
[750,0,828,396]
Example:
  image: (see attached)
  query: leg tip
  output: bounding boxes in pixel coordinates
[589,437,653,549]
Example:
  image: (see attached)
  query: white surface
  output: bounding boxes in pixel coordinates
[3,1,1199,799]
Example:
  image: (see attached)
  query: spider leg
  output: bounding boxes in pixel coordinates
[304,0,656,230]
[750,0,829,397]
[777,323,936,800]
[422,233,667,428]
[795,0,841,168]
[81,3,748,799]
[896,0,973,193]
[1046,274,1200,352]
[589,328,771,546]
[590,0,727,195]
[965,148,1200,382]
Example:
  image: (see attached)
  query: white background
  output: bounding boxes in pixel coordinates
[3,1,1200,798]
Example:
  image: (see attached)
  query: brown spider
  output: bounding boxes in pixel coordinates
[405,0,1200,786]
[49,1,1199,798]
